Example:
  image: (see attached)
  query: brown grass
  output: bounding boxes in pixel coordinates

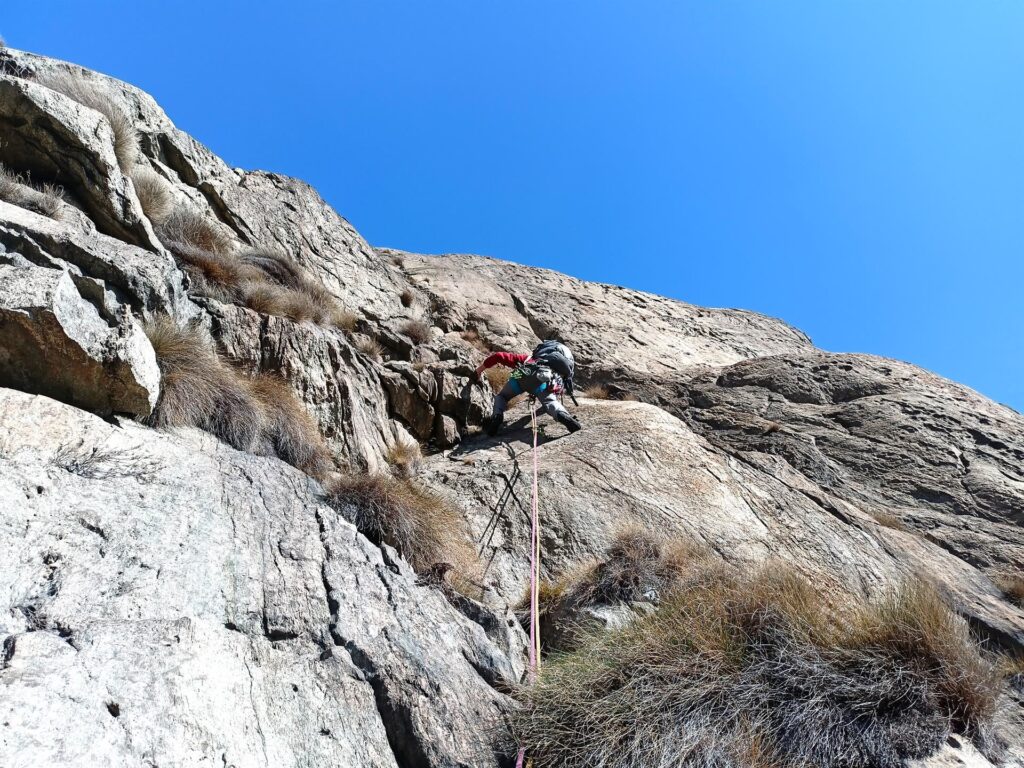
[240,281,318,323]
[326,474,478,589]
[507,566,1001,768]
[164,239,353,327]
[142,318,262,452]
[528,529,704,651]
[582,384,610,399]
[143,318,334,477]
[249,374,333,479]
[400,287,416,308]
[129,167,172,223]
[400,319,432,345]
[385,436,422,478]
[993,572,1024,607]
[355,335,384,361]
[484,366,511,394]
[38,69,139,172]
[0,164,65,220]
[158,207,234,254]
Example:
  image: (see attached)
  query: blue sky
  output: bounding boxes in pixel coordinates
[5,2,1022,410]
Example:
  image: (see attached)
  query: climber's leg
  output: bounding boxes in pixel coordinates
[538,392,582,433]
[484,380,521,436]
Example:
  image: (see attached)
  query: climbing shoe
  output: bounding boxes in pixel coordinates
[483,413,504,436]
[556,412,582,433]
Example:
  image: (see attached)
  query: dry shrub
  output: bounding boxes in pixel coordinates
[249,374,333,480]
[386,436,422,478]
[142,318,262,452]
[164,239,350,327]
[326,474,478,588]
[0,164,65,220]
[143,318,334,476]
[355,335,384,361]
[993,572,1024,607]
[238,248,351,327]
[484,366,510,394]
[529,529,703,652]
[129,167,172,223]
[582,383,610,399]
[401,319,431,345]
[38,70,138,171]
[507,567,1001,768]
[240,281,318,323]
[400,287,416,308]
[157,206,234,254]
[390,253,405,268]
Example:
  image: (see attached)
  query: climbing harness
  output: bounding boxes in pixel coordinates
[515,402,543,768]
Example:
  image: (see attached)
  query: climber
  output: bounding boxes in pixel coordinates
[475,339,582,436]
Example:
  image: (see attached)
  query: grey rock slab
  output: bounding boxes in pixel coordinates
[0,388,519,768]
[0,200,192,317]
[0,75,160,250]
[0,260,159,416]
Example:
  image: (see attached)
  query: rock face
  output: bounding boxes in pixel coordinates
[0,389,520,768]
[0,45,1022,768]
[0,255,159,417]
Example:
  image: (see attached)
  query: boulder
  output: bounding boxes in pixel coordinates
[0,260,159,417]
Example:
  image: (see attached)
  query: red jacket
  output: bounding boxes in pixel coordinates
[480,352,564,394]
[480,352,529,370]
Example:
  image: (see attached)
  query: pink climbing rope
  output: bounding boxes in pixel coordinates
[515,405,542,768]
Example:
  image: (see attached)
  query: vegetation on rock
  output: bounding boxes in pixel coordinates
[0,164,65,220]
[509,564,1001,768]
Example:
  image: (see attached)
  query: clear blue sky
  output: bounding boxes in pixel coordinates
[5,2,1022,410]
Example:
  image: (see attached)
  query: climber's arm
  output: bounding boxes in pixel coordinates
[475,352,528,380]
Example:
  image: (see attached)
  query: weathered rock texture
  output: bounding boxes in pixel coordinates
[0,389,520,767]
[0,45,1022,768]
[0,255,159,417]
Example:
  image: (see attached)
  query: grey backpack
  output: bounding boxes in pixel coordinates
[531,340,575,386]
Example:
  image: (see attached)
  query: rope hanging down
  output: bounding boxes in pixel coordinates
[515,404,543,768]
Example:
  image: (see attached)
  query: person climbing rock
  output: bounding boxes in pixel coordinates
[475,339,582,436]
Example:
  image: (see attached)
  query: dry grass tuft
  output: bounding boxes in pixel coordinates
[507,566,1001,768]
[484,366,511,394]
[400,287,416,308]
[143,318,334,477]
[528,529,704,651]
[158,207,234,254]
[164,238,352,327]
[38,70,139,172]
[355,335,384,361]
[249,374,334,479]
[390,253,405,268]
[240,281,318,324]
[0,165,65,220]
[326,474,478,588]
[142,318,262,452]
[385,436,422,478]
[400,319,432,345]
[129,167,173,223]
[993,572,1024,608]
[582,384,610,399]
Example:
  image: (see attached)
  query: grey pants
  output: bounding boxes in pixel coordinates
[492,383,570,420]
